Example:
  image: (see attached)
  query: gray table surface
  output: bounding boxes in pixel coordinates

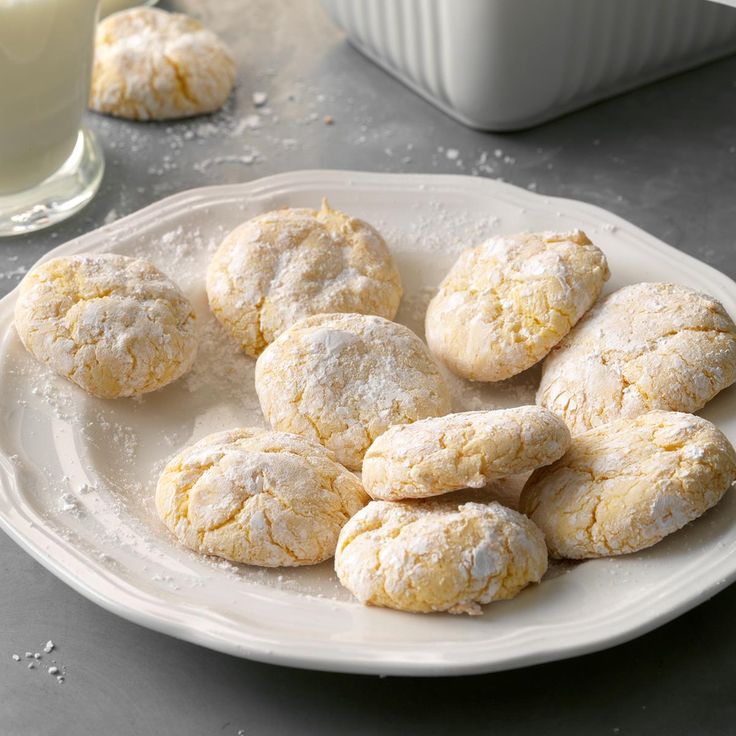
[3,1,736,733]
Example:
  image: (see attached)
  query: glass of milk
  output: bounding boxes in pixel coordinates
[0,0,104,237]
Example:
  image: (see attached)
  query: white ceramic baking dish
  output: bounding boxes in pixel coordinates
[321,0,736,130]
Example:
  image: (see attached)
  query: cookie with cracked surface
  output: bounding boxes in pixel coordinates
[362,406,570,501]
[156,428,369,567]
[335,500,548,615]
[537,282,736,435]
[14,253,197,398]
[90,7,235,121]
[519,411,736,559]
[425,230,609,382]
[255,313,451,471]
[207,201,402,357]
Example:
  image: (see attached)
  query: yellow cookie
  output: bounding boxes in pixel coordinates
[155,428,368,567]
[425,230,609,382]
[15,253,197,398]
[362,407,570,501]
[335,499,548,615]
[255,313,451,471]
[90,7,235,120]
[520,411,736,559]
[207,201,402,357]
[537,282,736,434]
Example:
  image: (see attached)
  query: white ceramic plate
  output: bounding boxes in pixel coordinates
[1,171,735,677]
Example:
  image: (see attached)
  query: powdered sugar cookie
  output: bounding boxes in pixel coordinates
[156,428,368,567]
[15,253,197,399]
[520,411,736,559]
[335,500,547,615]
[90,7,235,121]
[537,282,736,434]
[362,406,570,501]
[255,313,451,471]
[425,230,609,382]
[207,201,402,357]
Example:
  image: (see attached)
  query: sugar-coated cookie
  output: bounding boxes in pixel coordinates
[335,500,548,615]
[255,313,451,471]
[362,406,570,501]
[207,201,402,357]
[90,7,235,120]
[425,230,609,382]
[537,282,736,434]
[15,253,197,398]
[156,428,369,567]
[520,411,736,559]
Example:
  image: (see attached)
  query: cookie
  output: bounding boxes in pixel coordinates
[537,282,736,434]
[90,7,235,120]
[519,411,736,559]
[335,500,548,615]
[207,200,402,357]
[425,230,609,382]
[15,253,197,398]
[255,313,451,471]
[155,428,369,567]
[362,406,570,501]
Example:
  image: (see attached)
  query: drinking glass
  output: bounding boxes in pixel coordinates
[0,0,104,237]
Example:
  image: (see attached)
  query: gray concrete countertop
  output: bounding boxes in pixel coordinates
[2,1,736,733]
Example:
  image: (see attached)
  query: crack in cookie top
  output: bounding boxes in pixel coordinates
[335,499,548,615]
[362,406,570,501]
[14,253,197,398]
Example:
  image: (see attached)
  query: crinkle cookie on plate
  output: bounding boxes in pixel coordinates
[156,428,369,567]
[520,410,736,559]
[14,253,197,399]
[256,313,451,471]
[425,230,609,382]
[207,200,402,357]
[537,282,736,434]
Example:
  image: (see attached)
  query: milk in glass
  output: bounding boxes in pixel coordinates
[0,0,99,195]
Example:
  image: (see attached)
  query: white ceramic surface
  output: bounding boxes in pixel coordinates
[321,0,736,131]
[1,171,735,676]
